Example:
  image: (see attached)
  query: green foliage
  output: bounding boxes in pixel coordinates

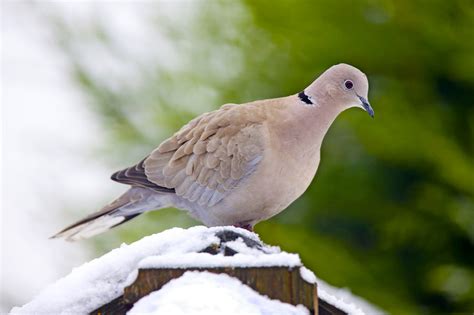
[48,0,474,313]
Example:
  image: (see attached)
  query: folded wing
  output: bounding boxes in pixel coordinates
[111,104,266,207]
[143,103,266,207]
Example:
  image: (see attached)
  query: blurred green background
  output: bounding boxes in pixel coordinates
[47,0,474,313]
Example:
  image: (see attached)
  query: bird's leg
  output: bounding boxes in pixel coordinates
[233,222,253,231]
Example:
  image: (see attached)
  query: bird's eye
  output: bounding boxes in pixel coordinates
[344,80,354,90]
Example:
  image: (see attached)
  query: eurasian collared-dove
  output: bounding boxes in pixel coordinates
[52,63,374,241]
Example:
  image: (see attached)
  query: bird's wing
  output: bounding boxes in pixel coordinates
[141,103,266,207]
[111,158,175,193]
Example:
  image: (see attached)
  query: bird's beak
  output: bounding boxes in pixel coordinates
[358,95,374,118]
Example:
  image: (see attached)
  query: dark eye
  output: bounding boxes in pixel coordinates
[344,80,353,90]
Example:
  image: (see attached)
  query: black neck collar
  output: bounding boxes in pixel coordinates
[298,91,313,105]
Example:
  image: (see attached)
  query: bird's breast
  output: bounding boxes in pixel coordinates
[268,141,320,201]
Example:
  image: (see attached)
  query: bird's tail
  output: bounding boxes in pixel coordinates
[51,187,169,241]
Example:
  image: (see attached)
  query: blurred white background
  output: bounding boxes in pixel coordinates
[1,2,123,311]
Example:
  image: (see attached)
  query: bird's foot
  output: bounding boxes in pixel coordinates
[233,222,253,231]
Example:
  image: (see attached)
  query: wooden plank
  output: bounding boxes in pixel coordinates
[91,295,132,315]
[318,298,348,315]
[123,267,317,314]
[91,268,349,315]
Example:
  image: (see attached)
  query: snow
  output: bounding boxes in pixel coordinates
[297,266,383,315]
[128,271,309,315]
[226,237,271,254]
[298,264,383,314]
[139,252,300,270]
[10,226,297,315]
[299,267,317,284]
[316,276,385,315]
[10,225,382,315]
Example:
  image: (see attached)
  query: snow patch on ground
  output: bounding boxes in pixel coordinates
[128,271,309,315]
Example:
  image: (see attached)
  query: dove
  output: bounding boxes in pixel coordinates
[52,63,374,241]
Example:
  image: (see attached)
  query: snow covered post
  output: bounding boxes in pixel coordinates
[93,228,319,315]
[12,226,379,315]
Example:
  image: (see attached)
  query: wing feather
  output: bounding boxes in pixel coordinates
[143,103,266,207]
[110,159,175,193]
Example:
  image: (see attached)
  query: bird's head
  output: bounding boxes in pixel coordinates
[304,63,374,118]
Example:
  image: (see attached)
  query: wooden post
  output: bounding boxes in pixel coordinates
[125,267,316,312]
[90,229,346,315]
[92,266,317,315]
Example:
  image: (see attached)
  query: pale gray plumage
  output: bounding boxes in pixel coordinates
[52,63,373,241]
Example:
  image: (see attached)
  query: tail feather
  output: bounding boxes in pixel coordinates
[51,187,167,241]
[51,215,128,241]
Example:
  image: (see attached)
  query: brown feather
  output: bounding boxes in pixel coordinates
[143,103,266,207]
